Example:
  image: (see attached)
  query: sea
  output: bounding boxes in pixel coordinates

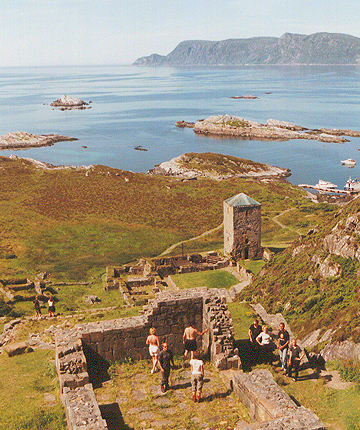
[1,64,360,188]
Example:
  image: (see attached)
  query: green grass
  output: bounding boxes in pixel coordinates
[227,301,257,339]
[0,155,322,282]
[0,349,66,430]
[171,270,239,290]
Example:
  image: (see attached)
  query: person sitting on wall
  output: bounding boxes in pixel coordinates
[256,325,273,365]
[158,342,175,393]
[146,327,160,374]
[248,319,262,363]
[182,325,208,364]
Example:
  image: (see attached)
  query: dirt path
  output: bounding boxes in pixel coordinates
[159,223,223,256]
[272,208,302,236]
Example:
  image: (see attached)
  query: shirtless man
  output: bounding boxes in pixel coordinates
[183,325,208,362]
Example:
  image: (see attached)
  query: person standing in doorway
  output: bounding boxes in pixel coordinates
[183,325,208,364]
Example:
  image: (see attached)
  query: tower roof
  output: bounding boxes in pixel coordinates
[224,193,260,207]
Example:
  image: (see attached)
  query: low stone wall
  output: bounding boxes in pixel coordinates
[55,288,239,429]
[233,369,326,430]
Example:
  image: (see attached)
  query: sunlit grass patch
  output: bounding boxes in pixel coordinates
[171,269,239,290]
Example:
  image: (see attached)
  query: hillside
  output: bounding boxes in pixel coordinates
[240,196,360,344]
[134,32,360,66]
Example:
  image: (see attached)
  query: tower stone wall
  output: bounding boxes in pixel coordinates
[224,193,262,260]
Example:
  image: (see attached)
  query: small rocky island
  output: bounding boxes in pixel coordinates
[0,132,77,150]
[176,114,360,144]
[50,95,91,110]
[148,152,291,180]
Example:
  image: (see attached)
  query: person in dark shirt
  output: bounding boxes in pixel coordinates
[158,342,174,392]
[248,319,262,363]
[287,339,305,381]
[278,322,290,372]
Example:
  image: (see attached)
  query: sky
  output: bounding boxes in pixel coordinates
[1,0,359,67]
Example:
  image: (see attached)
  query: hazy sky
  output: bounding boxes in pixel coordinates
[1,0,359,67]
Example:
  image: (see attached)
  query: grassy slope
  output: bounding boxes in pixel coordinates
[241,197,360,342]
[0,155,314,283]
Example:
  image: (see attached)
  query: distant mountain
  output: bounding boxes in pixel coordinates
[133,33,360,66]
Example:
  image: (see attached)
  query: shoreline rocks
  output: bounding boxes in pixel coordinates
[191,114,360,143]
[0,132,77,150]
[148,152,291,180]
[50,95,91,110]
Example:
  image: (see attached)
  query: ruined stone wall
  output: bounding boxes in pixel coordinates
[224,202,262,260]
[233,369,326,429]
[55,288,238,430]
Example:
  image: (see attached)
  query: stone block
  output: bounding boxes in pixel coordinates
[90,331,104,343]
[4,342,33,357]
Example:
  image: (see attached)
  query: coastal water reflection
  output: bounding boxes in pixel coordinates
[0,65,360,188]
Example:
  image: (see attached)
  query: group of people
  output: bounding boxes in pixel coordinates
[249,319,305,381]
[145,324,207,401]
[33,295,56,319]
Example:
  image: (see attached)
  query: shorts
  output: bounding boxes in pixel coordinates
[191,373,204,393]
[149,344,160,356]
[184,338,197,352]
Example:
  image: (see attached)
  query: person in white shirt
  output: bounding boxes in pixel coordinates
[190,350,204,403]
[256,325,273,365]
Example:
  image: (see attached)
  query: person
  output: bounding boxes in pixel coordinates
[158,342,174,393]
[248,319,262,363]
[190,349,204,403]
[277,332,288,373]
[48,296,55,317]
[34,295,42,320]
[256,325,273,365]
[277,322,289,372]
[183,325,208,362]
[146,327,160,373]
[287,339,305,381]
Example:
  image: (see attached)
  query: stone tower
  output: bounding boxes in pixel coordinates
[223,193,262,260]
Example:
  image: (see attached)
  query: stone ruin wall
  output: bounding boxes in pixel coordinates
[233,369,326,430]
[55,288,238,430]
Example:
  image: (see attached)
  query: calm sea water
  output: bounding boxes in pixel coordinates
[1,64,360,187]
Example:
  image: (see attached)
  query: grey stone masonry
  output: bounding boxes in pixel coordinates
[55,287,239,430]
[233,369,326,430]
[63,384,107,430]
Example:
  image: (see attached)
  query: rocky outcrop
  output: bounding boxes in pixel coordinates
[148,152,291,180]
[323,213,360,259]
[50,95,91,110]
[193,114,353,143]
[0,132,77,149]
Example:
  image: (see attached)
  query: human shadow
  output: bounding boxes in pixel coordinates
[82,343,111,388]
[202,388,233,402]
[234,339,257,372]
[99,403,133,430]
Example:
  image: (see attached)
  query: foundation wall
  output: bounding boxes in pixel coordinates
[55,288,239,430]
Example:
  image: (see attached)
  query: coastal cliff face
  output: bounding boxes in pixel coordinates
[134,32,360,66]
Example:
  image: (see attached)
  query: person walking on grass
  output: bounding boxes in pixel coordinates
[158,342,174,393]
[48,296,55,317]
[146,327,160,373]
[190,350,204,403]
[34,295,42,320]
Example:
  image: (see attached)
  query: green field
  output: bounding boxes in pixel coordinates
[171,269,239,290]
